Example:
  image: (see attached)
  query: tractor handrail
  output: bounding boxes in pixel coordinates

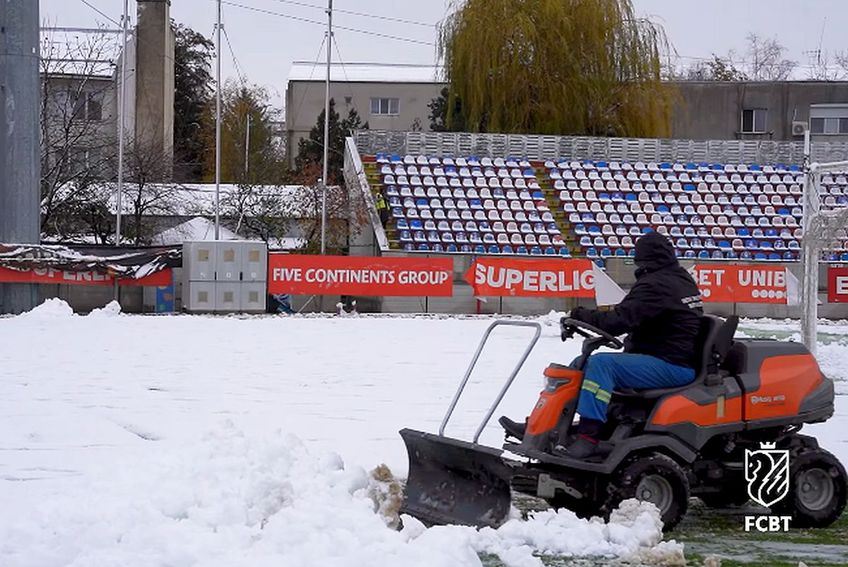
[439,320,542,443]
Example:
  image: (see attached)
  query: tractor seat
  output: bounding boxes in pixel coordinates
[613,314,739,400]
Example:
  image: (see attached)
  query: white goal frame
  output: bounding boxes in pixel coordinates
[800,135,848,355]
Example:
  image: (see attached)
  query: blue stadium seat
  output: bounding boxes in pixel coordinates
[474,244,486,254]
[545,247,557,256]
[586,247,599,258]
[418,243,430,251]
[517,246,528,255]
[530,246,543,256]
[502,245,514,254]
[615,248,627,257]
[698,250,710,259]
[754,252,767,260]
[446,244,458,253]
[600,248,613,258]
[560,247,572,258]
[460,244,472,253]
[488,245,500,254]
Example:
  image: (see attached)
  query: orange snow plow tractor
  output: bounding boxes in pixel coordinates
[400,317,847,530]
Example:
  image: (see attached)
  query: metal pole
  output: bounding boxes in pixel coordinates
[244,113,250,178]
[0,1,40,314]
[214,0,222,239]
[320,0,333,255]
[800,129,819,354]
[115,0,128,247]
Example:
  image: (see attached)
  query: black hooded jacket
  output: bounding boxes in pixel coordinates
[571,233,704,368]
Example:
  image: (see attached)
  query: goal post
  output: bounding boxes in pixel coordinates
[801,158,848,356]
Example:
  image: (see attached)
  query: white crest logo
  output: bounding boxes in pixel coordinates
[744,442,790,508]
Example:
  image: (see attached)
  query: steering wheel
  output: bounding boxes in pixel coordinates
[560,317,624,350]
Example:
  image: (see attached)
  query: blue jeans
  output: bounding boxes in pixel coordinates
[577,353,695,423]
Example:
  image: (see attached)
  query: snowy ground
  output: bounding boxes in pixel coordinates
[1,301,846,566]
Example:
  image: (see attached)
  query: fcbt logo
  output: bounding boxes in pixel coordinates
[744,442,792,532]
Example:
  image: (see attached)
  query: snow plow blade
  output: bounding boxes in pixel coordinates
[399,428,515,529]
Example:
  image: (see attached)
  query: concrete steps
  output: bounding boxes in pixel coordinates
[534,167,579,255]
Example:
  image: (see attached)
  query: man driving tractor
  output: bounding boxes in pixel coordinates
[502,232,704,458]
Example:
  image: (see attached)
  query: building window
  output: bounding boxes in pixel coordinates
[810,117,848,134]
[72,92,103,122]
[370,97,399,116]
[741,109,767,133]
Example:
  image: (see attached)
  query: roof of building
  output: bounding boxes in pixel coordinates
[287,61,445,84]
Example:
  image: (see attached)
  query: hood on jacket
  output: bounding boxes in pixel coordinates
[634,232,678,273]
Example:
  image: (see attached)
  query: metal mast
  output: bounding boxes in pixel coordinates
[115,0,129,246]
[214,0,222,239]
[320,0,333,254]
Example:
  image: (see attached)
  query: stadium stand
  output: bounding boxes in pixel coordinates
[363,153,848,261]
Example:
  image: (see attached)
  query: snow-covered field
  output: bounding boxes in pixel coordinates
[1,300,846,566]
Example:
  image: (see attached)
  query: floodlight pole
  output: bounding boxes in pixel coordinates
[214,0,222,240]
[115,0,128,247]
[320,0,333,255]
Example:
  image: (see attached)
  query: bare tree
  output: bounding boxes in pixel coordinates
[745,33,796,81]
[39,26,120,239]
[119,140,186,245]
[222,184,293,244]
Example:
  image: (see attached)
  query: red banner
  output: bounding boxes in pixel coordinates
[465,258,597,298]
[689,265,796,304]
[828,265,848,303]
[267,254,454,296]
[0,266,172,287]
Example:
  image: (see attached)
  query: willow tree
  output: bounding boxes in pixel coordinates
[438,0,674,137]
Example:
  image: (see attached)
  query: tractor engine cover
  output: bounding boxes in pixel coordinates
[724,339,835,425]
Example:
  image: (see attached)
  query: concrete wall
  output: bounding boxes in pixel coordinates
[285,80,444,164]
[135,0,175,162]
[671,81,848,143]
[286,79,848,151]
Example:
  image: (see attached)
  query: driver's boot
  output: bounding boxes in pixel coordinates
[498,416,527,440]
[553,418,603,459]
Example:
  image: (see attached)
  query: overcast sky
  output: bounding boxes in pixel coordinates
[41,0,848,108]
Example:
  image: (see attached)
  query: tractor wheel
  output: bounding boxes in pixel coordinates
[604,453,690,531]
[772,448,847,528]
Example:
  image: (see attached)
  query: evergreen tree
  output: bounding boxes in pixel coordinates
[295,98,367,185]
[173,23,214,181]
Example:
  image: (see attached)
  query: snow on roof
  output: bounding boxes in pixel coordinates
[287,62,444,84]
[40,28,124,78]
[81,182,342,219]
[151,217,240,245]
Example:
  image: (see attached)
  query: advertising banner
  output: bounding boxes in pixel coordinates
[464,258,625,305]
[828,265,848,303]
[0,266,172,287]
[267,254,454,296]
[689,265,799,305]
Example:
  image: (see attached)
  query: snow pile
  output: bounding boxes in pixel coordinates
[0,423,683,567]
[18,297,75,319]
[87,300,122,318]
[459,499,684,566]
